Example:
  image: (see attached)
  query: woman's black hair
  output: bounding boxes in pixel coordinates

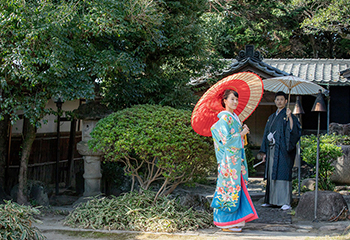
[221,89,239,108]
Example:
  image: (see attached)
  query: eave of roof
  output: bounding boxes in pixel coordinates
[223,57,290,77]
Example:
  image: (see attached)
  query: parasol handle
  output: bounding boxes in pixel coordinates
[286,91,291,118]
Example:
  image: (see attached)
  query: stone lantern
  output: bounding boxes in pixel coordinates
[73,101,112,197]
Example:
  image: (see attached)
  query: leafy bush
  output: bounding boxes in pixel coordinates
[89,104,216,199]
[244,144,257,176]
[300,134,343,191]
[101,161,125,188]
[0,200,45,240]
[64,191,213,232]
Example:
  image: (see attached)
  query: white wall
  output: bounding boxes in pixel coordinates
[12,99,81,134]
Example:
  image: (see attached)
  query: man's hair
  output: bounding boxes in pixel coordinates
[275,91,287,100]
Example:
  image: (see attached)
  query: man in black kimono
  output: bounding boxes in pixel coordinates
[259,91,301,210]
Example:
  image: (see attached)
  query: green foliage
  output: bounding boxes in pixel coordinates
[277,0,350,58]
[64,191,213,232]
[300,134,344,191]
[0,0,223,121]
[91,0,222,110]
[0,0,95,125]
[204,0,300,58]
[0,200,45,240]
[1,0,219,204]
[89,104,216,198]
[101,161,125,188]
[299,0,350,40]
[244,144,256,176]
[205,0,350,59]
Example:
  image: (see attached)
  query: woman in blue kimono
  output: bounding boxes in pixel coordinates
[210,89,258,232]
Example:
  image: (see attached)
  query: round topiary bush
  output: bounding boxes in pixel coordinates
[89,104,216,199]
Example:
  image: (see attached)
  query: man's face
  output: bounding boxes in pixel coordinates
[274,95,287,110]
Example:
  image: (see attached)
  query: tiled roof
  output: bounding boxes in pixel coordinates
[190,45,350,87]
[263,58,350,86]
[189,58,350,86]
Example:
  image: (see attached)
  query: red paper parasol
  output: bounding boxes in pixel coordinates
[191,72,264,137]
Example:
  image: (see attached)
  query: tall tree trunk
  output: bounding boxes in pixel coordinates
[0,115,9,201]
[17,117,36,205]
[327,32,334,58]
[309,35,318,58]
[66,119,76,188]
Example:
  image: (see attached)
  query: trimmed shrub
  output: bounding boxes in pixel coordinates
[89,104,216,199]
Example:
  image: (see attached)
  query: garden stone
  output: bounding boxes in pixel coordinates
[30,184,49,206]
[170,183,215,212]
[342,195,350,206]
[177,192,211,211]
[329,123,345,135]
[344,124,350,135]
[301,178,316,191]
[295,191,348,221]
[331,145,350,185]
[11,180,50,206]
[329,122,350,136]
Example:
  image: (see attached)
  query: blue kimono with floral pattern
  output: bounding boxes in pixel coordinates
[210,111,258,227]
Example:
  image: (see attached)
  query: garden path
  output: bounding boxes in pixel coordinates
[34,177,350,240]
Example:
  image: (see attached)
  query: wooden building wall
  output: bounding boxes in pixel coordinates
[5,132,83,193]
[330,86,350,124]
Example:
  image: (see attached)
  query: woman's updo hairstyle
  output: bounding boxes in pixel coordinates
[221,89,239,108]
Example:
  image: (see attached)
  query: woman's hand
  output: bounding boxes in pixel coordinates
[241,124,250,136]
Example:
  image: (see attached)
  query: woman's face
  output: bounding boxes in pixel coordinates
[224,93,238,112]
